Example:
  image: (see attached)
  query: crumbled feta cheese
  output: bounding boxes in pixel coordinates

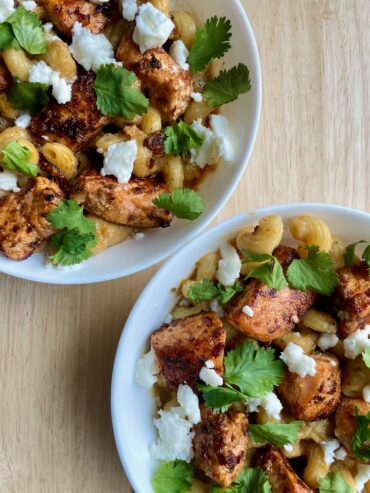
[41,135,49,141]
[190,119,216,168]
[355,464,370,493]
[177,384,201,425]
[121,0,138,21]
[101,140,138,184]
[134,232,145,240]
[242,305,254,317]
[0,169,19,192]
[205,360,215,369]
[133,3,174,53]
[210,298,224,317]
[43,23,53,33]
[246,397,260,413]
[0,0,15,22]
[363,385,370,403]
[134,350,158,389]
[199,365,223,387]
[169,40,189,70]
[344,325,370,359]
[70,22,119,72]
[334,446,347,460]
[291,315,299,324]
[318,333,339,351]
[163,313,173,324]
[320,439,340,465]
[29,61,72,104]
[210,114,235,163]
[216,243,241,287]
[280,342,316,378]
[191,92,203,103]
[15,113,31,129]
[90,0,109,4]
[20,0,37,10]
[246,392,283,421]
[284,444,294,453]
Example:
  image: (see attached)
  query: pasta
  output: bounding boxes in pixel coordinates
[18,139,39,165]
[195,253,219,281]
[140,106,162,134]
[0,94,19,120]
[301,309,337,333]
[273,327,318,354]
[2,48,33,82]
[89,216,133,255]
[95,133,124,153]
[342,357,370,398]
[41,143,78,180]
[124,125,162,178]
[149,0,170,16]
[330,237,346,270]
[303,442,329,488]
[41,39,77,80]
[0,127,31,149]
[184,100,213,125]
[290,216,332,257]
[236,215,284,255]
[163,155,184,190]
[172,11,197,48]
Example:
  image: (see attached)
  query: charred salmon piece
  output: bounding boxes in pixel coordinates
[71,171,173,229]
[39,0,115,36]
[256,446,314,493]
[151,312,225,391]
[193,405,248,488]
[333,263,370,337]
[335,396,370,458]
[0,60,12,92]
[0,177,64,261]
[30,70,109,152]
[277,353,341,421]
[117,39,192,122]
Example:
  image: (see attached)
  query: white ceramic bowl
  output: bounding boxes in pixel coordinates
[111,202,370,493]
[0,0,262,285]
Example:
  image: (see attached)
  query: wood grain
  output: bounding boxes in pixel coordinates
[0,1,369,491]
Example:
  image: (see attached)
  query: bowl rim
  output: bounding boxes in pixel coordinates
[0,0,262,285]
[111,201,370,493]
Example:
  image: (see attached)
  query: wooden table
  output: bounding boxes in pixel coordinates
[1,1,369,491]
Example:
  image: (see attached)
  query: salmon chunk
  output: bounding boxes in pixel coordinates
[335,397,370,456]
[71,171,173,229]
[151,312,225,391]
[0,177,64,261]
[193,406,248,487]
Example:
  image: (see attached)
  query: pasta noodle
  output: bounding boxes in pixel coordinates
[342,357,370,398]
[303,442,329,488]
[41,39,77,80]
[301,309,337,334]
[195,253,218,281]
[41,143,78,180]
[172,11,197,48]
[163,155,184,190]
[236,215,284,255]
[89,216,133,255]
[290,216,332,257]
[2,48,33,82]
[184,100,213,125]
[140,106,162,134]
[0,127,32,149]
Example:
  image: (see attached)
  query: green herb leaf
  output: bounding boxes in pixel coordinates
[6,7,47,55]
[153,188,204,221]
[188,16,232,73]
[363,347,370,369]
[0,23,20,51]
[203,64,251,107]
[344,240,370,268]
[164,120,204,159]
[350,407,370,461]
[248,422,303,447]
[318,471,353,493]
[49,229,97,267]
[210,467,271,493]
[287,245,339,296]
[8,78,50,115]
[187,278,243,304]
[217,281,243,304]
[47,200,96,235]
[1,140,38,176]
[152,460,193,493]
[243,250,288,290]
[94,64,149,119]
[198,384,247,413]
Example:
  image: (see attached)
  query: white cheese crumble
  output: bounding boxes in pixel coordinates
[15,113,31,129]
[320,439,341,465]
[355,464,370,493]
[317,333,339,351]
[20,0,37,11]
[246,392,283,421]
[0,169,19,192]
[205,360,215,369]
[344,325,370,359]
[101,140,138,184]
[29,61,72,104]
[363,385,370,403]
[191,92,203,103]
[280,343,316,378]
[199,364,223,387]
[121,0,138,21]
[284,444,294,453]
[133,3,174,53]
[169,40,189,70]
[242,305,254,317]
[210,115,236,162]
[0,0,15,22]
[163,313,173,324]
[177,384,201,425]
[216,243,241,287]
[70,22,119,72]
[134,232,145,240]
[90,0,109,4]
[134,349,159,389]
[190,119,216,168]
[210,298,224,317]
[334,446,347,460]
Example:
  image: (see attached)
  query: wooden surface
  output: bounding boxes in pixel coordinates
[1,1,369,492]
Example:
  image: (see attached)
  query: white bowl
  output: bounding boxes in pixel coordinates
[0,0,262,285]
[111,202,370,493]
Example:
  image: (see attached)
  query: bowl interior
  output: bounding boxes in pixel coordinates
[111,203,370,493]
[0,0,261,284]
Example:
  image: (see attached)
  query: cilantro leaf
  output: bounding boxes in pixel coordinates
[49,229,97,267]
[153,188,204,221]
[152,460,193,493]
[344,240,370,268]
[350,407,370,461]
[363,347,370,368]
[224,341,284,397]
[1,140,38,176]
[243,250,288,290]
[188,16,232,73]
[7,7,47,55]
[0,23,20,51]
[203,64,251,107]
[198,384,247,413]
[9,78,50,115]
[217,281,243,304]
[318,471,353,493]
[210,467,271,493]
[164,121,204,159]
[248,422,303,447]
[47,200,96,235]
[94,64,149,119]
[287,245,339,296]
[187,279,243,304]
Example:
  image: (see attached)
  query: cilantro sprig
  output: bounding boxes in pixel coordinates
[210,467,271,493]
[94,64,149,119]
[243,251,288,290]
[1,140,38,176]
[187,278,243,304]
[152,460,193,493]
[188,16,232,73]
[318,471,353,493]
[153,189,204,221]
[344,240,370,268]
[363,347,370,368]
[0,23,19,51]
[9,78,50,115]
[203,64,251,107]
[47,200,98,267]
[350,407,370,461]
[164,121,204,159]
[248,422,303,448]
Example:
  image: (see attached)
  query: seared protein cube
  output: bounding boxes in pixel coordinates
[256,446,314,493]
[335,397,370,456]
[30,70,109,152]
[0,177,64,261]
[225,246,315,342]
[71,171,173,229]
[193,405,248,488]
[39,0,115,36]
[117,38,193,122]
[333,263,370,337]
[151,312,225,391]
[278,353,341,421]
